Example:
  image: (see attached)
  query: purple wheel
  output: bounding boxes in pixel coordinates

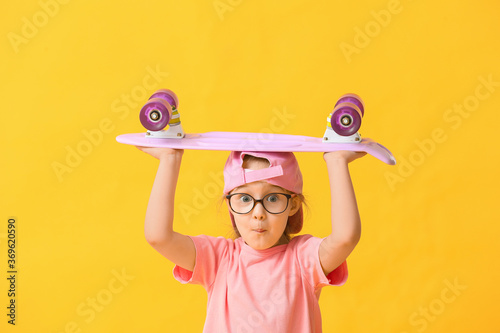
[335,93,364,116]
[139,98,172,131]
[149,89,179,109]
[330,102,362,136]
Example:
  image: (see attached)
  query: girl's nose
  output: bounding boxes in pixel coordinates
[252,202,266,220]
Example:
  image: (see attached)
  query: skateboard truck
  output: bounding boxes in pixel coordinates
[323,127,361,143]
[139,89,185,139]
[322,93,364,144]
[145,108,185,138]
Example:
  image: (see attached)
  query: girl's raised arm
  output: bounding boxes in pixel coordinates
[319,151,366,276]
[137,147,196,271]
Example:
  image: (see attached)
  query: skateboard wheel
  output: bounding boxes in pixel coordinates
[330,102,362,136]
[335,93,364,117]
[149,89,179,109]
[139,98,172,131]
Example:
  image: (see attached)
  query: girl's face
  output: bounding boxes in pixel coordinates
[228,181,300,250]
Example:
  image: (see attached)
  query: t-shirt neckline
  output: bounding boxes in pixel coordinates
[237,237,291,257]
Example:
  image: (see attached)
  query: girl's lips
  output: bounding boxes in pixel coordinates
[253,229,266,233]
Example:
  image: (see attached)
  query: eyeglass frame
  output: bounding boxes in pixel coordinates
[225,192,294,215]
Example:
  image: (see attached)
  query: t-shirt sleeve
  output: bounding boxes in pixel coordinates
[172,235,230,290]
[295,235,348,290]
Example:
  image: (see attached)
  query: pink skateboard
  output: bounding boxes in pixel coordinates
[116,90,396,165]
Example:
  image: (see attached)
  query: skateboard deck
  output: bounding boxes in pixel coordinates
[116,131,396,165]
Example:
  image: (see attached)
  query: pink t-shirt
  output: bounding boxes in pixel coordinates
[173,234,348,333]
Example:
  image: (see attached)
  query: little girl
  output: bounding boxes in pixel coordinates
[137,146,365,332]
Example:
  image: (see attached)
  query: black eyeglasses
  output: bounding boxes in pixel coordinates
[225,193,293,214]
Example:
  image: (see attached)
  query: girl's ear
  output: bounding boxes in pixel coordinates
[288,195,301,216]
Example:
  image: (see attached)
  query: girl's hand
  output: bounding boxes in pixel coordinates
[323,150,367,164]
[136,146,184,160]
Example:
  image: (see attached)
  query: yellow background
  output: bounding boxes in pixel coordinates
[1,0,499,332]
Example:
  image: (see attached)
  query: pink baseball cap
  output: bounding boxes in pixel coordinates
[223,151,304,234]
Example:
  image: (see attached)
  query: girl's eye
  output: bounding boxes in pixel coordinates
[266,194,279,203]
[240,195,253,203]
